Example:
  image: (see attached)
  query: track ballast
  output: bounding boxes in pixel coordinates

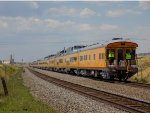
[28,68,150,113]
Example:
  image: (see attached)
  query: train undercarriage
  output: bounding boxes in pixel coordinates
[72,68,137,81]
[35,66,138,81]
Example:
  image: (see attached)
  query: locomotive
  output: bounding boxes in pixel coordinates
[30,38,138,81]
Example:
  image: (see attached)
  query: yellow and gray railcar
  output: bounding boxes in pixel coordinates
[30,39,138,81]
[76,39,138,80]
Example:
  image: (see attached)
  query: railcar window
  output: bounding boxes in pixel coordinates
[70,57,77,62]
[89,55,91,60]
[70,58,72,62]
[52,60,54,63]
[75,57,77,61]
[84,55,86,60]
[59,59,63,63]
[99,53,104,59]
[80,56,83,61]
[84,55,87,60]
[93,54,96,60]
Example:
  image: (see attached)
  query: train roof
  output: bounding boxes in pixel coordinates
[79,39,138,52]
[40,38,138,59]
[65,45,86,54]
[44,54,56,59]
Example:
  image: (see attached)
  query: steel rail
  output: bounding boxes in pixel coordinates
[102,80,150,90]
[125,82,150,90]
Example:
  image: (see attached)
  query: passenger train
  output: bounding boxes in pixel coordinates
[30,38,138,81]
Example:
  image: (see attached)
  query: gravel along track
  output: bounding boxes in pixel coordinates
[22,68,128,113]
[32,68,150,103]
[28,68,150,113]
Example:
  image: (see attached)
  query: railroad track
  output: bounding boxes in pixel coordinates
[30,68,150,90]
[101,79,150,90]
[74,74,150,90]
[28,68,150,113]
[116,81,150,90]
[69,72,150,90]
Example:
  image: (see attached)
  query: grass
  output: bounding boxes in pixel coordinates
[0,67,57,113]
[130,55,150,83]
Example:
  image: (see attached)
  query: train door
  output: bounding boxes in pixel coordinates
[117,48,124,65]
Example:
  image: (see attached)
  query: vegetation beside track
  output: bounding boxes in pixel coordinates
[0,64,18,77]
[0,66,57,113]
[130,55,150,83]
[0,64,19,95]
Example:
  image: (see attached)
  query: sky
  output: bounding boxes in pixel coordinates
[0,1,150,62]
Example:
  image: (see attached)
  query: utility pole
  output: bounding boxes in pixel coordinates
[10,54,14,64]
[22,59,23,63]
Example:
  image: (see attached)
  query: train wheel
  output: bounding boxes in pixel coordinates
[74,69,80,76]
[94,71,98,77]
[119,77,127,81]
[117,70,127,81]
[110,75,114,80]
[119,74,128,81]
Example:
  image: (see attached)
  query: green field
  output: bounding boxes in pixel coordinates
[130,55,150,83]
[0,67,57,113]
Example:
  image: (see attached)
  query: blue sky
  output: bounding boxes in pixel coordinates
[0,1,150,62]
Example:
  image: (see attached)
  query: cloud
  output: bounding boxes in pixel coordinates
[45,7,98,18]
[0,16,43,32]
[13,17,41,31]
[99,24,119,31]
[139,1,150,10]
[45,19,61,28]
[80,8,97,18]
[78,24,93,31]
[29,2,39,9]
[45,19,75,30]
[87,1,124,6]
[0,16,121,34]
[0,20,8,29]
[106,9,141,17]
[45,7,77,16]
[0,16,85,33]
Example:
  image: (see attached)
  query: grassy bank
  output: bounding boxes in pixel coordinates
[0,67,57,113]
[130,55,150,83]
